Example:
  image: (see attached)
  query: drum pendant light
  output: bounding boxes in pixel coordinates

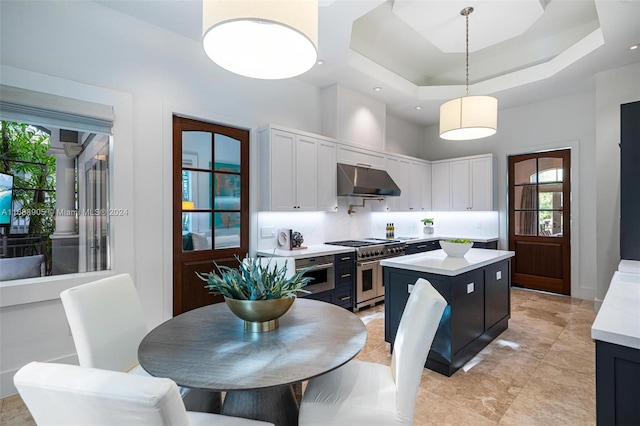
[439,7,497,140]
[202,0,318,80]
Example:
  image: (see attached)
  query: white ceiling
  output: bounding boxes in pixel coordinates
[97,0,640,127]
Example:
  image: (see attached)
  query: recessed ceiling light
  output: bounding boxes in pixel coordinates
[415,106,422,110]
[317,59,325,65]
[630,44,639,50]
[373,87,382,92]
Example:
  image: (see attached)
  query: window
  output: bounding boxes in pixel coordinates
[0,85,114,282]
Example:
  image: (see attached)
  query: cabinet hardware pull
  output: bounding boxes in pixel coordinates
[355,163,371,169]
[340,256,351,261]
[340,296,351,301]
[416,245,427,249]
[340,273,351,278]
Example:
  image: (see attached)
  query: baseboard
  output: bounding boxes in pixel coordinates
[1,353,78,398]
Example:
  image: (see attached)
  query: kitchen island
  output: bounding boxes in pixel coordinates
[381,248,515,376]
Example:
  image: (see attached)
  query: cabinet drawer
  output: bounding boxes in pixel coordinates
[304,291,333,304]
[335,268,354,283]
[335,253,355,265]
[405,240,439,255]
[334,286,353,308]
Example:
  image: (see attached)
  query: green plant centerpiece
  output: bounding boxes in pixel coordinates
[196,255,313,332]
[421,218,434,234]
[439,239,474,257]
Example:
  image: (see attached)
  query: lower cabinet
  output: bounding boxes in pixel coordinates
[304,252,355,311]
[384,259,511,376]
[595,341,640,425]
[472,240,498,249]
[405,240,439,255]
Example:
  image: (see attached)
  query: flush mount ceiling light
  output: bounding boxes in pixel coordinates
[439,7,498,141]
[202,0,318,79]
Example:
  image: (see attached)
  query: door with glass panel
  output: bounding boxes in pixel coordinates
[173,116,249,315]
[508,149,571,295]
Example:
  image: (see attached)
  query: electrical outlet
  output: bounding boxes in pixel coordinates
[408,284,414,293]
[496,271,502,280]
[467,282,474,293]
[261,227,276,238]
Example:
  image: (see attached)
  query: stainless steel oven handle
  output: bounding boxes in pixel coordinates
[357,259,381,267]
[296,262,334,272]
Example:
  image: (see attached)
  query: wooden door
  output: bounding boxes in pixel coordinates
[173,116,249,315]
[508,149,571,295]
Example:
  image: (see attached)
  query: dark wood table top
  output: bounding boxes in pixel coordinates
[138,298,367,391]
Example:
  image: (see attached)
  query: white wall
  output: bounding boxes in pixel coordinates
[420,74,639,303]
[385,114,425,158]
[594,63,640,306]
[0,0,322,397]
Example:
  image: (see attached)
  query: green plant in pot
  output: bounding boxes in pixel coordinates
[421,218,434,234]
[196,255,313,332]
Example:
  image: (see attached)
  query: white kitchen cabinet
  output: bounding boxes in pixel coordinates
[317,140,338,211]
[431,161,451,210]
[336,145,386,169]
[418,162,432,211]
[385,156,430,212]
[258,128,319,211]
[432,155,493,211]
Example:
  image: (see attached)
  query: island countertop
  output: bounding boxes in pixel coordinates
[380,248,515,276]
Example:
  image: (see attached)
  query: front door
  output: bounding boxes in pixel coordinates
[508,149,571,295]
[173,116,249,315]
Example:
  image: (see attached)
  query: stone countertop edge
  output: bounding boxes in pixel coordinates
[397,235,500,243]
[380,248,515,276]
[591,270,640,350]
[256,244,355,259]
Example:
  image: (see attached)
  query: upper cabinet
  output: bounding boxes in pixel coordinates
[258,126,337,212]
[384,155,431,212]
[432,155,494,211]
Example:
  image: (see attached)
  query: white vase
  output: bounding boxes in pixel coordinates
[423,226,434,234]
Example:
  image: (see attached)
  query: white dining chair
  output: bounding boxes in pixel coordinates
[14,361,274,426]
[299,278,447,425]
[60,273,220,412]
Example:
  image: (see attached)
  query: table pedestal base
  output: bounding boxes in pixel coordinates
[222,384,298,426]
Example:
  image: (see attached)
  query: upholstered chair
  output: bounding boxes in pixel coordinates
[14,362,273,426]
[60,273,220,412]
[299,278,447,425]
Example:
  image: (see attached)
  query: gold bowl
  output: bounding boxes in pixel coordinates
[224,297,295,332]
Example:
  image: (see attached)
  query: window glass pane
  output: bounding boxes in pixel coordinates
[514,158,537,184]
[182,131,212,170]
[514,184,537,210]
[515,211,538,236]
[182,212,212,252]
[0,120,112,280]
[182,171,212,210]
[538,158,563,182]
[538,183,563,210]
[214,134,240,172]
[214,173,240,210]
[214,212,240,249]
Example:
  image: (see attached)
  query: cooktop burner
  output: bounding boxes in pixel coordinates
[325,240,381,247]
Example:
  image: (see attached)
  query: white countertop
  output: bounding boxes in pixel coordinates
[380,248,514,276]
[619,259,640,274]
[591,271,640,350]
[395,234,499,243]
[256,244,355,259]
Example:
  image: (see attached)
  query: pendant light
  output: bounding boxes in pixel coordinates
[202,0,318,80]
[439,7,497,141]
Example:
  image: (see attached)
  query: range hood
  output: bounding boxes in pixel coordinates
[337,163,401,197]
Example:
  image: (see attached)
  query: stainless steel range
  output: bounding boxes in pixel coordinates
[325,238,406,310]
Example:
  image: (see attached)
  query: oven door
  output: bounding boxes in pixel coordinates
[357,259,382,303]
[296,259,335,295]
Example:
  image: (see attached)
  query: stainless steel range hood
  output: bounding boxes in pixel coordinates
[337,163,401,197]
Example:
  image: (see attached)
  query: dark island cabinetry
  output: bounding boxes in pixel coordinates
[405,240,440,255]
[384,258,511,376]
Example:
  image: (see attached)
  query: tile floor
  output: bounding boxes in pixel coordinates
[0,288,596,425]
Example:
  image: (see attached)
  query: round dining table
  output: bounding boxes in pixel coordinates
[138,298,367,426]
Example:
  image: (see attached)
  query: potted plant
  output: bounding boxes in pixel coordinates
[421,218,434,234]
[196,256,313,332]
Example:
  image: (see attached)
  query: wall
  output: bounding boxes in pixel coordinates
[0,0,322,397]
[594,63,640,306]
[385,114,425,158]
[422,79,640,302]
